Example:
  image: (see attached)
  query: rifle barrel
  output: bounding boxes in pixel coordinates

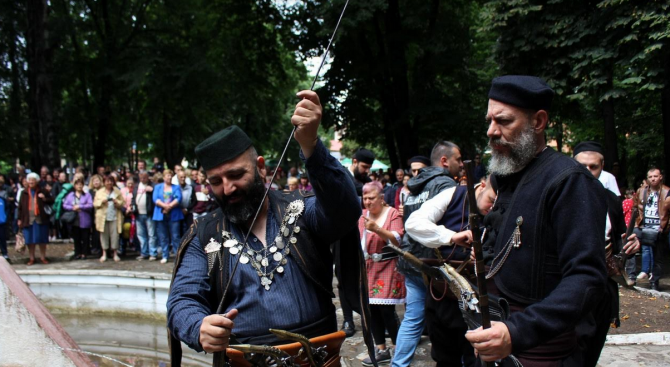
[464,161,494,367]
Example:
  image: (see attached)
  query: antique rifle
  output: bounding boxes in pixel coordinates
[463,160,494,367]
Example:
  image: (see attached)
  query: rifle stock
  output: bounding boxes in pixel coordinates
[385,244,443,280]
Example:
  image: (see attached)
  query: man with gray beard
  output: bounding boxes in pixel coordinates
[465,76,608,366]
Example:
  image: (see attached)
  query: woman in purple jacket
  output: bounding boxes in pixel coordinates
[63,179,94,259]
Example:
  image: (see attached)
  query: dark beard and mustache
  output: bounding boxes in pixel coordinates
[488,123,538,177]
[213,170,267,224]
[354,165,371,183]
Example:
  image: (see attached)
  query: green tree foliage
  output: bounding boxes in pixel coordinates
[2,0,307,171]
[290,0,490,170]
[481,0,669,185]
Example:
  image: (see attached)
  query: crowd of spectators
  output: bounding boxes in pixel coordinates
[0,159,219,265]
[0,158,319,266]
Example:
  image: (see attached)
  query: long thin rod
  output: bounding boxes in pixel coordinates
[216,0,351,314]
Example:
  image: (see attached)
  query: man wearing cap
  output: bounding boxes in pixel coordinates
[393,141,463,367]
[573,141,640,366]
[349,148,375,195]
[465,76,608,365]
[166,91,371,363]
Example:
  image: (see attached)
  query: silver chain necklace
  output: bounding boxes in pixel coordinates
[213,199,305,290]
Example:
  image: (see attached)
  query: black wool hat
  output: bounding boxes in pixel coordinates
[195,126,253,170]
[354,148,375,165]
[488,75,555,111]
[408,155,430,166]
[572,141,604,158]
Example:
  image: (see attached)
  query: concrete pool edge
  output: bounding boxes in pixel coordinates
[0,257,95,367]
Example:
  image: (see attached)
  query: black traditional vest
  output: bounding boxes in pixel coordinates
[168,189,376,367]
[199,190,335,311]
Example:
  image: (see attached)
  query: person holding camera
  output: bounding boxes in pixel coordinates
[94,175,125,262]
[133,171,158,260]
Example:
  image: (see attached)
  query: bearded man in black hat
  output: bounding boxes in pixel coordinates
[167,91,372,365]
[465,76,608,366]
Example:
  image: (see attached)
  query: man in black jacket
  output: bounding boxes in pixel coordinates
[573,141,640,366]
[133,170,157,260]
[392,140,463,367]
[466,76,608,365]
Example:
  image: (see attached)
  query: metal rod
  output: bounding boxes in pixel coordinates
[216,0,352,314]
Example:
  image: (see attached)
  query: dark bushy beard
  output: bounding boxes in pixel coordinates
[214,171,266,224]
[354,165,371,183]
[488,123,538,177]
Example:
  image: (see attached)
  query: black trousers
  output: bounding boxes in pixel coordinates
[425,295,476,367]
[71,226,91,257]
[370,304,399,345]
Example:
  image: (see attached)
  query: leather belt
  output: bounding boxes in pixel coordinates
[364,252,399,262]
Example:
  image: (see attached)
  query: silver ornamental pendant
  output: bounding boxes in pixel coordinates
[261,276,272,290]
[224,239,238,248]
[205,238,222,254]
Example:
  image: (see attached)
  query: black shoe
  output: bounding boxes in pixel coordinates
[651,282,659,291]
[341,320,356,337]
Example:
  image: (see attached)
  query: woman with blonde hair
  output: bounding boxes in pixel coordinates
[94,175,124,262]
[88,174,104,254]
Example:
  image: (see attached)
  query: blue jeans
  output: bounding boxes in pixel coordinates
[136,214,157,257]
[392,273,426,367]
[641,245,654,274]
[156,220,181,260]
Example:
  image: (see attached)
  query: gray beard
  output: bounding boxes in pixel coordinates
[488,124,538,177]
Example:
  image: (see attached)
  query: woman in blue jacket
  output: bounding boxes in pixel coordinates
[153,169,183,263]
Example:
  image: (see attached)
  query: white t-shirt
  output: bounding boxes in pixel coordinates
[136,183,148,215]
[599,170,621,196]
[644,191,661,230]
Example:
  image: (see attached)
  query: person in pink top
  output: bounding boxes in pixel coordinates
[358,181,405,366]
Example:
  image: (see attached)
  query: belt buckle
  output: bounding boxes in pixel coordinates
[371,253,382,262]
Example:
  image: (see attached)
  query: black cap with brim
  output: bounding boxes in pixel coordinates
[488,75,555,111]
[572,141,604,158]
[195,126,253,170]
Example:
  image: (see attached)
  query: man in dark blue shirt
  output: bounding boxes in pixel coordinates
[167,91,369,362]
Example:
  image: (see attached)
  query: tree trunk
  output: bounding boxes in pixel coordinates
[555,120,563,154]
[601,75,619,171]
[662,49,670,179]
[27,0,60,169]
[93,75,112,169]
[383,0,416,167]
